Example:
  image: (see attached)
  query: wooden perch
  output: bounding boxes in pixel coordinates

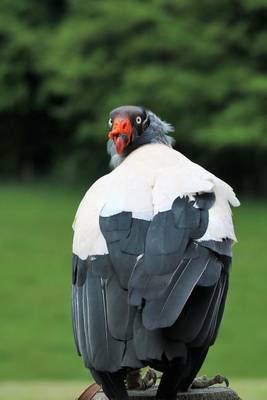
[78,385,241,400]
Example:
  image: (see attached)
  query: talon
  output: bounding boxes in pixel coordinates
[126,368,157,390]
[214,375,229,387]
[191,374,230,389]
[143,369,157,389]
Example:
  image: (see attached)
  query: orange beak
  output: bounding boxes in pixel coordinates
[108,117,132,155]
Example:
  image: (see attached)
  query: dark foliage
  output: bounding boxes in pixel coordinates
[0,0,266,193]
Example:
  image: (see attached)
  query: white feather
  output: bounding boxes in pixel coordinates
[73,143,239,259]
[72,176,109,259]
[100,169,153,220]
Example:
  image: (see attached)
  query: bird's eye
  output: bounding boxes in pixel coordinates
[136,116,142,124]
[108,118,112,128]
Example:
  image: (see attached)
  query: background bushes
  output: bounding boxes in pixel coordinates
[0,0,267,192]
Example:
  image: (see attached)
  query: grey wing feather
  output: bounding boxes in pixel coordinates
[129,194,217,331]
[71,255,126,372]
[72,191,231,372]
[142,245,211,330]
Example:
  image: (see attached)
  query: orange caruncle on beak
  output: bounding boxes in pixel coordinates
[108,117,132,154]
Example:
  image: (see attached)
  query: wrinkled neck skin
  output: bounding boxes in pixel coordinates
[107,111,175,169]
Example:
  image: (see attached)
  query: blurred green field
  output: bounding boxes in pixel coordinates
[0,379,266,400]
[0,184,266,385]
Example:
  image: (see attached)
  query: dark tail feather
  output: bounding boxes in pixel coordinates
[91,368,129,400]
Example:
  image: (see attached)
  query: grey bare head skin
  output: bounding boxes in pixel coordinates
[107,105,175,168]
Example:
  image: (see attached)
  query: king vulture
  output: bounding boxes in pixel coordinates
[72,105,239,400]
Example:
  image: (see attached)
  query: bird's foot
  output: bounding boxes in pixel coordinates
[126,368,157,390]
[191,374,229,389]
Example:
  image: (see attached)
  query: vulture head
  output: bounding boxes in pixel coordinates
[107,105,175,168]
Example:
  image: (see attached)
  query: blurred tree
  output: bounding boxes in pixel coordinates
[0,0,68,178]
[0,0,266,191]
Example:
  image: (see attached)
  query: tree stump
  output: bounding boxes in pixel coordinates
[92,386,241,400]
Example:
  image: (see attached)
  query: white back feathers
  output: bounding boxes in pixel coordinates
[73,144,239,260]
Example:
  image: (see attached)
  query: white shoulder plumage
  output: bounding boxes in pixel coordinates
[118,144,240,242]
[145,145,239,242]
[73,143,239,260]
[72,174,110,259]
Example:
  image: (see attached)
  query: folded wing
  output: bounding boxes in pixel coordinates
[71,144,239,371]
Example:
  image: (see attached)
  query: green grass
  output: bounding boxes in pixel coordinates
[0,380,266,400]
[0,184,266,381]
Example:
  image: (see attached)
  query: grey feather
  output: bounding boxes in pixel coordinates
[145,110,175,146]
[99,213,144,288]
[199,239,233,257]
[164,284,217,344]
[209,273,229,345]
[191,277,223,348]
[142,245,211,330]
[106,275,132,340]
[72,190,232,381]
[72,258,127,372]
[76,285,90,367]
[197,253,222,287]
[71,285,80,355]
